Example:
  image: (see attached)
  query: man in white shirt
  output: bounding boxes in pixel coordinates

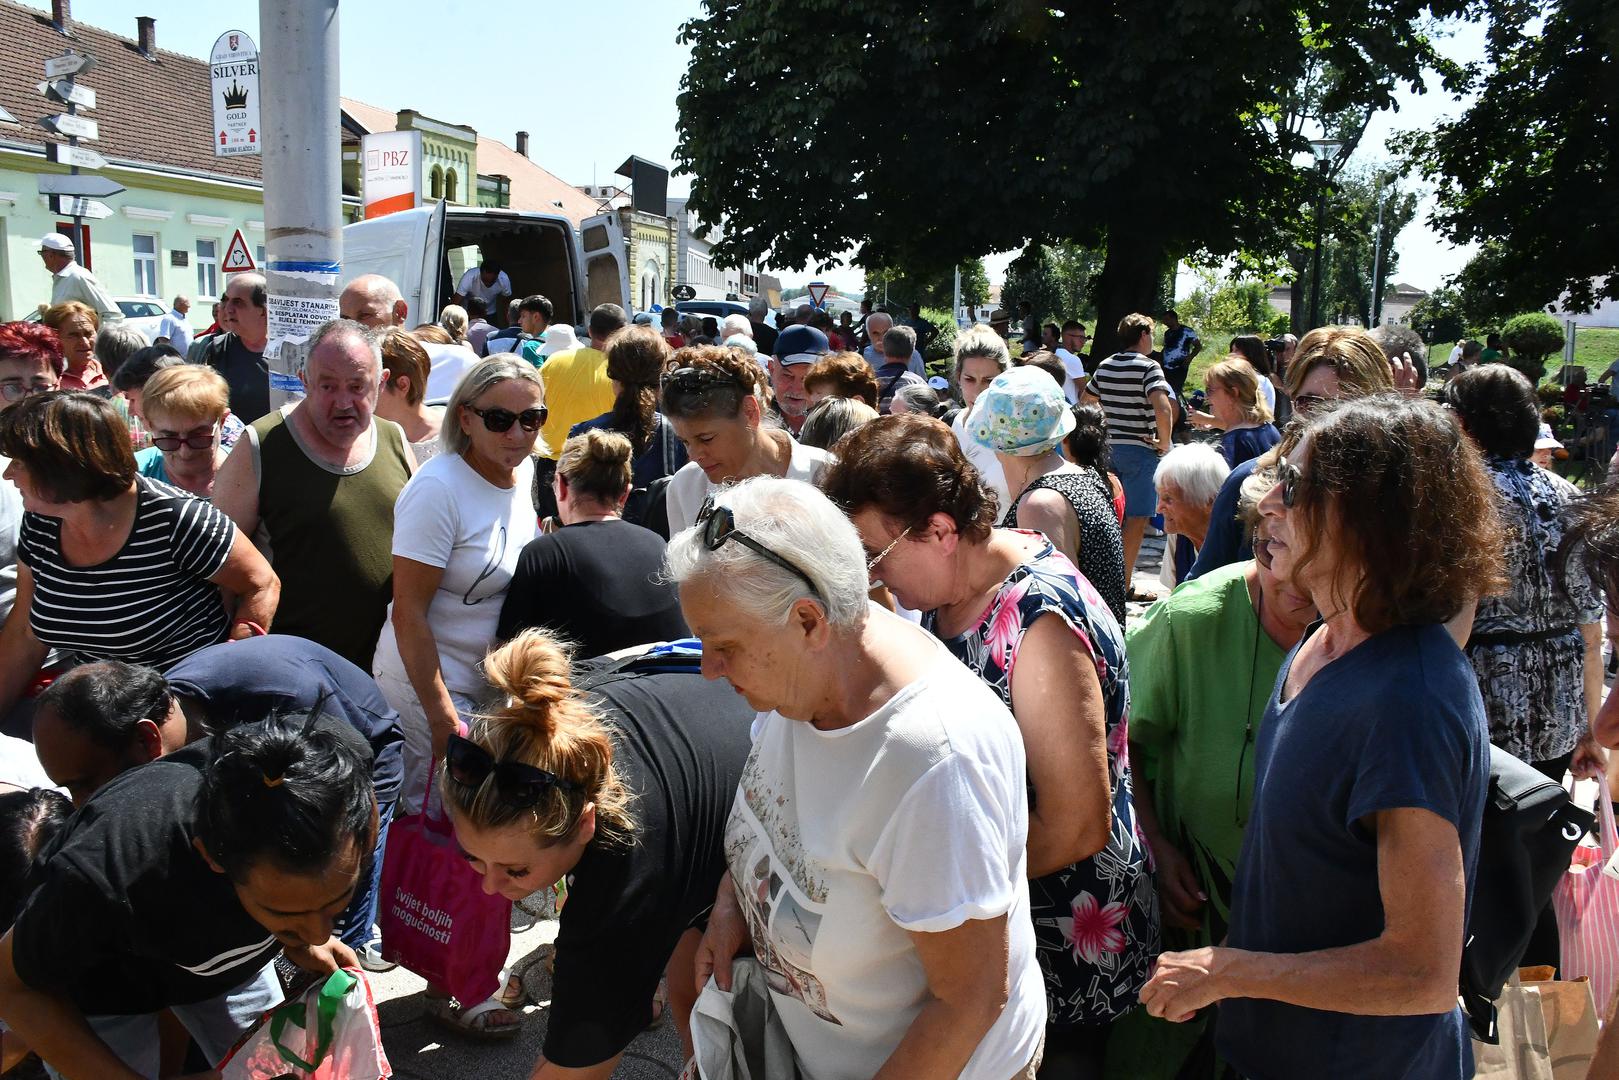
[1055,320,1090,403]
[453,261,512,324]
[155,296,192,354]
[37,233,121,324]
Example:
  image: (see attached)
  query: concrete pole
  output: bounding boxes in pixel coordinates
[953,265,962,327]
[259,0,342,410]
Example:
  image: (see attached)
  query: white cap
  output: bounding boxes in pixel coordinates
[1535,423,1563,451]
[37,232,74,253]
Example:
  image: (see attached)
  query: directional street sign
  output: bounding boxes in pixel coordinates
[49,196,112,219]
[37,79,96,110]
[39,113,97,140]
[46,143,107,171]
[43,51,96,79]
[37,173,124,199]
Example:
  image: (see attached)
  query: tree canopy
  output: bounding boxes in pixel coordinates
[676,0,1467,354]
[1405,0,1618,314]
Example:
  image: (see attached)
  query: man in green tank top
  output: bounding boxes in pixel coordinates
[214,319,416,668]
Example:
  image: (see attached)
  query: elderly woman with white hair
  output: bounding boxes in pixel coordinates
[668,477,1046,1080]
[949,324,1014,516]
[372,353,545,1036]
[1155,443,1231,591]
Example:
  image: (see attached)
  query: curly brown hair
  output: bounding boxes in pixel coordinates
[818,413,998,543]
[1286,395,1506,633]
[661,344,769,422]
[803,351,878,408]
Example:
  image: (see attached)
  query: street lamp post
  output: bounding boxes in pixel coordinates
[1306,138,1342,333]
[1369,173,1387,327]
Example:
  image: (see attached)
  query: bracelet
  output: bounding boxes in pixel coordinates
[232,620,268,637]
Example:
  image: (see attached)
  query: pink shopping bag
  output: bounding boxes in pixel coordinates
[1552,792,1619,1013]
[219,968,390,1079]
[376,765,511,1006]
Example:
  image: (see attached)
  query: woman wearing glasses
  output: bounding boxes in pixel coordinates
[132,365,233,499]
[666,477,1045,1080]
[444,630,752,1075]
[372,353,545,1036]
[1142,396,1501,1080]
[661,345,832,534]
[820,415,1154,1078]
[1115,462,1314,1077]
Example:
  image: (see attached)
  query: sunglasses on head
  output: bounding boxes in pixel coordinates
[662,366,745,398]
[467,405,547,433]
[445,733,576,808]
[151,428,219,452]
[696,498,822,599]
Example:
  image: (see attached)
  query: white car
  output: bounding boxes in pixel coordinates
[24,297,177,344]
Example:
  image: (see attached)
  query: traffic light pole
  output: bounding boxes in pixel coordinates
[259,0,343,410]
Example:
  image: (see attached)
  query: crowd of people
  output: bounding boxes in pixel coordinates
[0,268,1614,1080]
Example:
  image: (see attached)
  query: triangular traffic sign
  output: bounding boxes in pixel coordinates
[808,281,829,307]
[222,228,255,273]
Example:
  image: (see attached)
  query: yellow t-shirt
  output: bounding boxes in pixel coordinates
[536,346,615,460]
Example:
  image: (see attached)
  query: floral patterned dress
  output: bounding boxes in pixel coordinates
[923,534,1158,1027]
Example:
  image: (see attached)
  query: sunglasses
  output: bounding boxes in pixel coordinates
[1252,535,1276,570]
[0,382,52,402]
[151,427,219,452]
[1291,392,1326,416]
[445,733,576,808]
[696,498,822,599]
[467,405,547,433]
[1276,456,1303,508]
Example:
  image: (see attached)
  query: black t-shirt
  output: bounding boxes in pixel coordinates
[164,635,405,807]
[204,333,270,423]
[542,656,752,1067]
[750,320,778,356]
[496,519,688,660]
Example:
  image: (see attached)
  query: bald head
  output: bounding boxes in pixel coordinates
[340,274,408,330]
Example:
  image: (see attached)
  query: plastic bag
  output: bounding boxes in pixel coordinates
[219,968,390,1079]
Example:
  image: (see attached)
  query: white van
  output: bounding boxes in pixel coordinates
[341,200,629,327]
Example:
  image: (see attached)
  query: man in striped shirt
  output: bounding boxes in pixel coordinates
[1084,312,1175,595]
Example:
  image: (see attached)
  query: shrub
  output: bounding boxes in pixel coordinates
[919,306,958,366]
[1502,311,1565,385]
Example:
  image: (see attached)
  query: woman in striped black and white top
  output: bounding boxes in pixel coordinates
[0,392,279,718]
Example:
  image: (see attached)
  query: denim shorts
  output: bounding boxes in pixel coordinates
[1111,442,1161,518]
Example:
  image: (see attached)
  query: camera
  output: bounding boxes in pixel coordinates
[1263,337,1288,354]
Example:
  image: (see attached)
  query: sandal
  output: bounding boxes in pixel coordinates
[425,995,523,1041]
[647,978,669,1031]
[498,967,528,1010]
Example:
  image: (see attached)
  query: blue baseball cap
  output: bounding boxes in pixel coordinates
[774,325,831,365]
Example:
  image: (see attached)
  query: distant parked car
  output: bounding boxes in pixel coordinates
[23,297,175,343]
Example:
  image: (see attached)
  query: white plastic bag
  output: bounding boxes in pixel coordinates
[219,968,390,1080]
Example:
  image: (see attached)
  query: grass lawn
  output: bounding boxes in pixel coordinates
[1430,326,1619,384]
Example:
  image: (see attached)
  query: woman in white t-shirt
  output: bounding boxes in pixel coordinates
[372,354,542,1038]
[666,477,1046,1080]
[661,345,832,534]
[948,325,1013,517]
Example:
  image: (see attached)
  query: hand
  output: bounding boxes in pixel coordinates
[429,707,461,762]
[284,937,360,977]
[1140,946,1228,1023]
[1572,728,1608,781]
[1188,411,1218,431]
[1152,841,1208,932]
[693,878,750,995]
[1391,352,1421,397]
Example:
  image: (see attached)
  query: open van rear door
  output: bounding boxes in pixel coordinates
[579,212,630,313]
[341,200,446,325]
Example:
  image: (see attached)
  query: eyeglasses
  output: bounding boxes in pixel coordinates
[1291,393,1326,416]
[1277,456,1303,508]
[445,733,576,808]
[0,382,52,403]
[467,405,547,433]
[696,498,821,599]
[151,426,219,452]
[866,526,911,576]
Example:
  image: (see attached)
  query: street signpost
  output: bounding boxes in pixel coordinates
[808,281,830,308]
[210,31,261,157]
[34,50,109,266]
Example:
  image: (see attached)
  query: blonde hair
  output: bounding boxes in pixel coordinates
[439,304,469,344]
[1284,326,1395,398]
[442,354,546,457]
[444,630,636,845]
[141,365,230,424]
[411,323,453,346]
[1205,356,1274,425]
[42,301,98,333]
[1117,312,1154,349]
[558,430,633,504]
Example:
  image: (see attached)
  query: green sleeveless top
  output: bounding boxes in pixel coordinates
[249,409,412,668]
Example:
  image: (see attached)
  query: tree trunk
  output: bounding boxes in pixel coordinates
[1091,237,1172,361]
[1287,248,1308,337]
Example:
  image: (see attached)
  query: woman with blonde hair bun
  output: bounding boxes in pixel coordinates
[445,628,753,1071]
[498,430,687,658]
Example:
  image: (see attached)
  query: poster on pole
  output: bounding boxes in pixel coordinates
[210,31,260,157]
[361,131,424,220]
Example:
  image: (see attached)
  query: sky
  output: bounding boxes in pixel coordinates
[38,0,1486,297]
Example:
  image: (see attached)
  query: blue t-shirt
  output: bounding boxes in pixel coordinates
[1217,622,1489,1080]
[163,634,405,806]
[1219,423,1280,468]
[1187,457,1256,580]
[134,445,169,484]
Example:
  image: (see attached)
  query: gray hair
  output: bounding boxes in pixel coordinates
[798,395,878,450]
[94,324,149,371]
[721,313,752,340]
[1237,465,1275,531]
[747,294,767,317]
[441,354,547,457]
[882,325,916,358]
[891,382,943,417]
[664,476,869,629]
[1154,443,1230,508]
[864,311,894,336]
[306,319,383,380]
[953,323,1012,380]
